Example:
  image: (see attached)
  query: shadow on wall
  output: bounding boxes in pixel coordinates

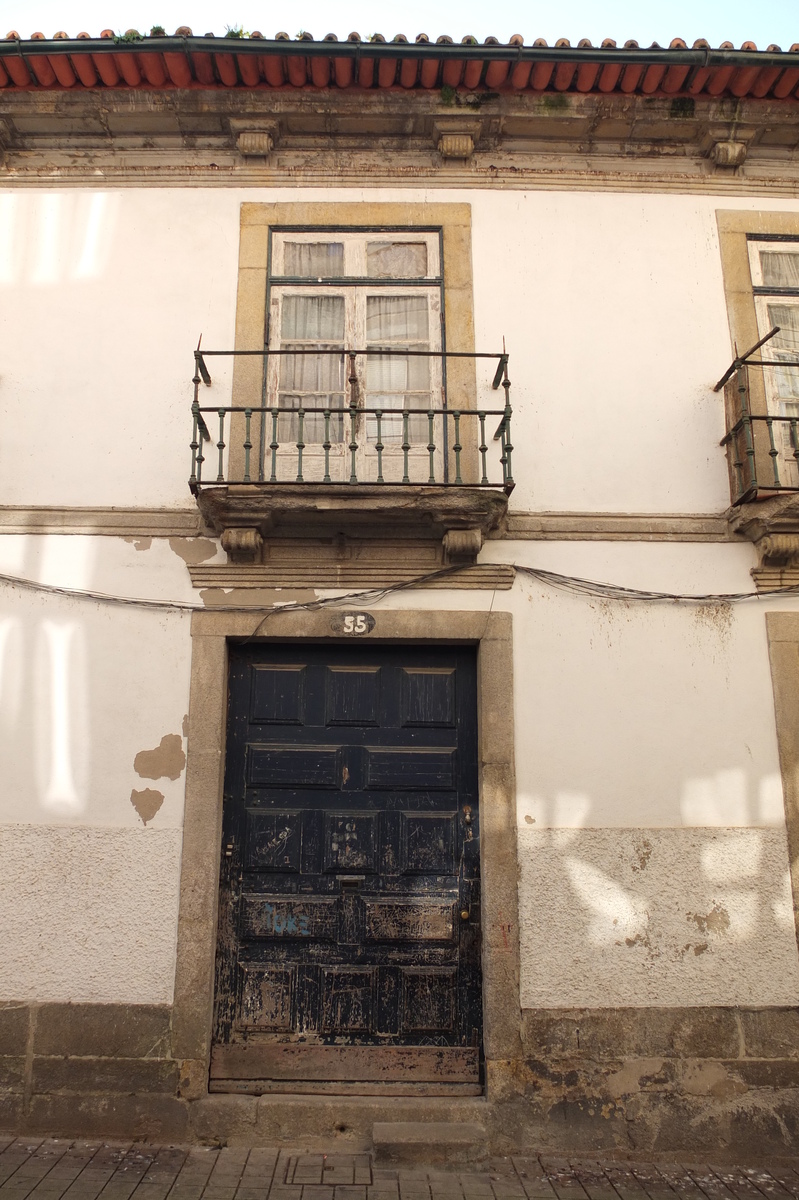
[517,820,799,1008]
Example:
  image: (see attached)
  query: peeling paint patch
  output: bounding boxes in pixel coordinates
[123,536,152,551]
[130,787,164,825]
[199,587,316,606]
[688,904,731,936]
[134,734,186,781]
[168,536,218,565]
[524,814,535,825]
[182,713,189,738]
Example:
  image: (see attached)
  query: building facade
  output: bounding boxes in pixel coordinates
[2,29,799,1156]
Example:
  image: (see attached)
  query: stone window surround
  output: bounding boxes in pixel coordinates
[717,210,799,374]
[228,201,478,482]
[716,209,799,427]
[170,607,520,1099]
[717,210,799,586]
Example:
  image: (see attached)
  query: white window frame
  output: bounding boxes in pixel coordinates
[264,229,446,484]
[748,237,799,485]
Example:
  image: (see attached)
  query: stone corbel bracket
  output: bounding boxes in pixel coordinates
[728,494,799,590]
[230,119,278,158]
[220,526,263,563]
[433,119,481,160]
[700,124,755,168]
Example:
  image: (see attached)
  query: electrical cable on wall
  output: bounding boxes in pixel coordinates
[2,563,799,614]
[514,565,799,604]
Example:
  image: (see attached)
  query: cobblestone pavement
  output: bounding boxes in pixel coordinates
[3,1142,799,1200]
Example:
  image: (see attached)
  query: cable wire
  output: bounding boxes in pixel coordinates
[516,564,799,604]
[2,562,799,614]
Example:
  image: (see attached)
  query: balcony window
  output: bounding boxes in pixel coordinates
[748,238,799,487]
[266,230,443,481]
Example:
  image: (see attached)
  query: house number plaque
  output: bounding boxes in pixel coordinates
[331,612,376,635]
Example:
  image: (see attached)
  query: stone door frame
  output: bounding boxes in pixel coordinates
[170,606,520,1100]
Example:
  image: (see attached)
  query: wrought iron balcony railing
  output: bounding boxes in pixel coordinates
[189,347,514,494]
[716,329,799,505]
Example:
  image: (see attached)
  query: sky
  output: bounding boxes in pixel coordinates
[0,0,796,49]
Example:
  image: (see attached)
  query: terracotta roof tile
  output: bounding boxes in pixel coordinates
[1,32,799,101]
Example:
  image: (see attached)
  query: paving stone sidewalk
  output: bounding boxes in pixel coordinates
[3,1142,799,1200]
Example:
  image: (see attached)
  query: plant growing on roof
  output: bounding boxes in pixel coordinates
[114,28,143,42]
[224,24,247,38]
[149,25,166,36]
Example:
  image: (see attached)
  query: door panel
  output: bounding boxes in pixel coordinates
[211,643,481,1094]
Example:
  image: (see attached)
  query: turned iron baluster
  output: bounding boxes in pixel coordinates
[216,409,226,482]
[452,411,463,485]
[190,398,201,487]
[501,361,514,490]
[296,408,305,482]
[766,417,781,487]
[375,411,384,484]
[243,408,252,483]
[348,352,359,483]
[402,412,410,484]
[478,412,488,486]
[323,410,332,484]
[269,407,279,483]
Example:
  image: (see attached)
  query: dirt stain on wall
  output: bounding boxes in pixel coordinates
[134,734,186,781]
[130,787,164,825]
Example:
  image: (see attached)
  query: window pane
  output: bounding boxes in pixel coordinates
[767,303,799,399]
[366,295,429,341]
[280,353,345,394]
[283,242,345,278]
[281,295,345,341]
[366,354,430,393]
[760,250,799,289]
[367,242,428,278]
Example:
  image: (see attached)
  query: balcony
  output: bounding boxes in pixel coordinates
[189,347,513,566]
[718,333,799,583]
[721,365,799,505]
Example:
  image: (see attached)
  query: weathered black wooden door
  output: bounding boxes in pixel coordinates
[211,642,481,1094]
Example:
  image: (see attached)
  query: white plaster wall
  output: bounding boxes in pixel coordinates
[0,536,196,827]
[0,825,181,1004]
[2,185,799,513]
[2,527,799,1008]
[0,534,199,1003]
[483,538,799,1007]
[518,828,799,1008]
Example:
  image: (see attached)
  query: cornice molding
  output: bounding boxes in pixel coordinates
[0,506,737,542]
[2,90,798,193]
[0,506,203,535]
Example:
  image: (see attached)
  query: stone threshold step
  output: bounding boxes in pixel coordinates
[372,1122,488,1166]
